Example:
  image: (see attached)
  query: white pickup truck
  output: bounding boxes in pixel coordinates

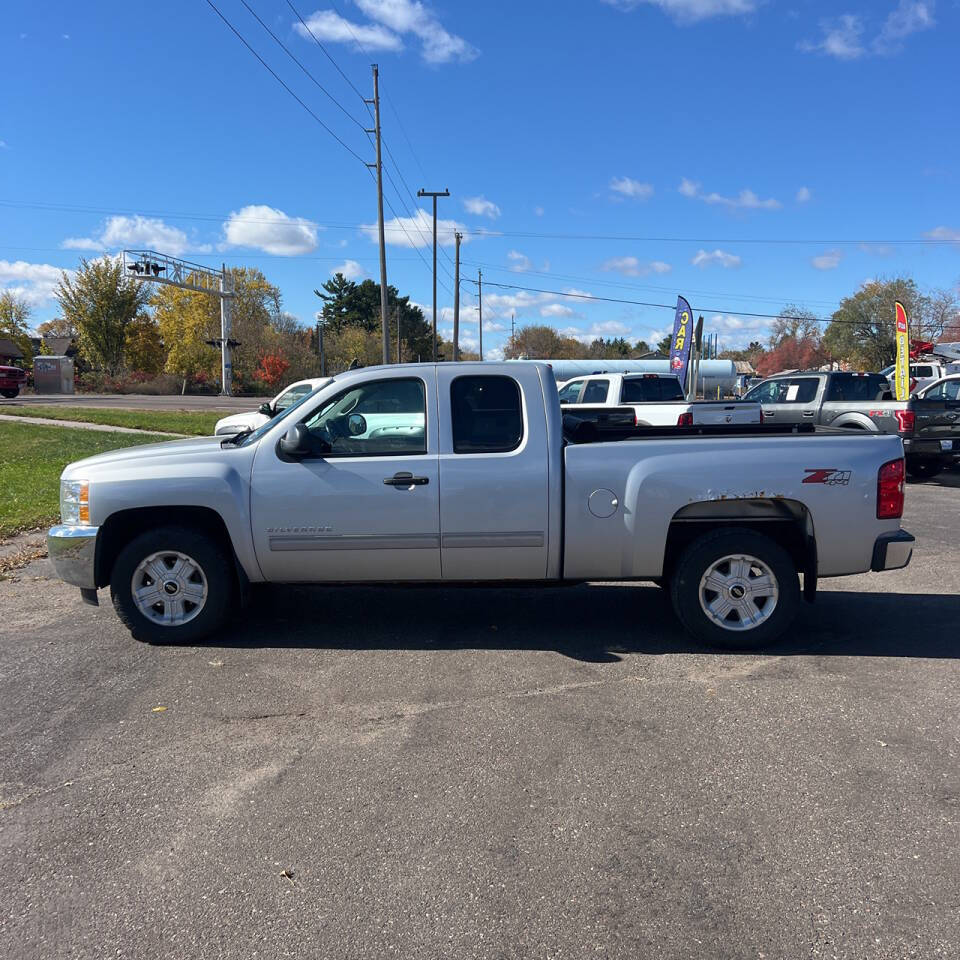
[559,372,761,426]
[47,362,913,650]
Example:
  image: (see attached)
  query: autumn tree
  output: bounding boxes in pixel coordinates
[822,277,958,369]
[503,325,589,360]
[0,292,34,364]
[255,351,290,389]
[56,257,149,375]
[124,313,165,374]
[753,305,825,376]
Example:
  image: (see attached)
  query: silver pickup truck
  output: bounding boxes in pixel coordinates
[48,362,914,650]
[743,370,960,479]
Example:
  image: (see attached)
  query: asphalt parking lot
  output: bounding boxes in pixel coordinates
[1,471,958,960]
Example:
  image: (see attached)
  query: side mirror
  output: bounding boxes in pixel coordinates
[259,402,274,416]
[346,413,367,436]
[279,423,311,458]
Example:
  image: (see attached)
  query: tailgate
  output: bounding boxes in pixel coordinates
[690,401,762,425]
[913,399,960,446]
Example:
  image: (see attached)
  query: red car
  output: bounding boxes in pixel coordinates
[0,364,26,398]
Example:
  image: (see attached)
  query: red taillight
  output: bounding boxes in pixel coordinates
[877,458,905,519]
[759,409,764,423]
[894,409,915,433]
[677,411,694,427]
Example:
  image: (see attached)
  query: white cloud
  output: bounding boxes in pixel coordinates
[609,176,654,200]
[796,186,812,204]
[600,256,672,276]
[293,9,403,51]
[589,320,631,336]
[464,195,500,219]
[223,205,319,255]
[0,259,68,306]
[297,0,477,64]
[61,215,206,256]
[507,250,533,273]
[331,259,366,280]
[925,226,960,242]
[811,250,843,270]
[533,206,545,217]
[602,0,759,24]
[0,140,8,150]
[799,14,866,59]
[362,207,465,248]
[540,303,576,318]
[691,248,742,269]
[703,188,780,210]
[875,1,935,53]
[799,5,933,61]
[679,179,780,210]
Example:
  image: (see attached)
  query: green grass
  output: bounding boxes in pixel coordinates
[0,422,162,539]
[0,405,220,436]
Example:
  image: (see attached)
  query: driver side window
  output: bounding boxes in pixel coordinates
[301,378,427,457]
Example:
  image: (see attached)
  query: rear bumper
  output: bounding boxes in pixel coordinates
[903,438,959,460]
[871,529,915,572]
[47,524,100,589]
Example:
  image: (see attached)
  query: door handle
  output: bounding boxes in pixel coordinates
[802,410,815,417]
[763,409,775,416]
[383,472,429,486]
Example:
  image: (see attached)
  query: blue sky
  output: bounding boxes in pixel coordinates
[3,0,958,358]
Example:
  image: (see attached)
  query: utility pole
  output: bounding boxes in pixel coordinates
[219,264,233,395]
[477,268,483,361]
[315,313,326,377]
[365,64,390,365]
[396,304,401,364]
[453,231,462,361]
[511,312,515,342]
[417,187,449,362]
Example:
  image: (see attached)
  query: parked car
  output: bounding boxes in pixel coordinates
[915,374,960,401]
[48,362,913,650]
[558,372,761,426]
[742,370,960,480]
[0,363,27,398]
[214,378,331,435]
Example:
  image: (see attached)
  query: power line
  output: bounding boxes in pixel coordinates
[458,258,844,311]
[285,0,371,106]
[456,228,959,246]
[460,278,872,325]
[238,0,367,132]
[203,0,368,165]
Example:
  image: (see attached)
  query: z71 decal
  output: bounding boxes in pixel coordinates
[802,468,852,485]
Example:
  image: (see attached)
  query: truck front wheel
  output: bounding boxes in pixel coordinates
[1,389,18,399]
[110,526,234,644]
[669,529,800,650]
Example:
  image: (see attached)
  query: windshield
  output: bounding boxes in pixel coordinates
[233,384,327,447]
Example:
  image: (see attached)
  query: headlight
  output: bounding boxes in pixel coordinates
[60,479,90,525]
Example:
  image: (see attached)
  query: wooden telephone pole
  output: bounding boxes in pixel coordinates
[365,65,390,365]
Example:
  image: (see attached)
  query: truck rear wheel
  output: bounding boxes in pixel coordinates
[669,529,800,650]
[110,526,234,644]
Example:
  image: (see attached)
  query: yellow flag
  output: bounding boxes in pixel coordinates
[894,301,910,401]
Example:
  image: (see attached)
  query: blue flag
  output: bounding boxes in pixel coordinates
[669,296,693,389]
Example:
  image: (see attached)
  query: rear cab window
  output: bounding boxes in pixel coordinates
[451,376,523,454]
[826,375,888,402]
[620,376,684,403]
[580,379,610,404]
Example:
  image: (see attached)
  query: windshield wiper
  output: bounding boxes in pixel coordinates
[220,427,252,447]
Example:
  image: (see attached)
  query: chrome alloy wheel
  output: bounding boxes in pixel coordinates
[698,553,779,632]
[131,550,208,627]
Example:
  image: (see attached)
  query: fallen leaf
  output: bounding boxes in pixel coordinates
[151,706,168,713]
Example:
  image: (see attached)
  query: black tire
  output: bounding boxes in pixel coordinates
[110,525,234,644]
[1,389,18,399]
[906,459,943,481]
[669,528,801,650]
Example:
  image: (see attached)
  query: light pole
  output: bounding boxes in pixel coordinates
[315,313,326,377]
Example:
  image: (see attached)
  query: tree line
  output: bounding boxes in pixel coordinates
[0,259,468,394]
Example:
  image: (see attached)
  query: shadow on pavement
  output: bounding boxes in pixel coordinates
[203,582,960,662]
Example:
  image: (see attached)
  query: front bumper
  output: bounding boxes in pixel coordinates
[871,529,915,572]
[47,524,100,589]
